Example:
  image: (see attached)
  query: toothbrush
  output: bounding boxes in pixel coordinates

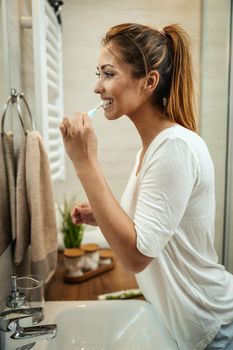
[88,103,103,118]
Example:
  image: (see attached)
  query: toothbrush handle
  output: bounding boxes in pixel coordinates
[88,108,97,118]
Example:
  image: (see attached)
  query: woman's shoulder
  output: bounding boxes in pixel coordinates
[143,124,211,169]
[173,124,210,157]
[149,124,207,152]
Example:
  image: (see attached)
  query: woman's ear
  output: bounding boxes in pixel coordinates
[144,70,160,93]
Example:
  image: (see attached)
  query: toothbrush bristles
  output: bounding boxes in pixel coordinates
[97,103,103,110]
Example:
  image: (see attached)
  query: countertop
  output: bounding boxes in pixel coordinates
[45,250,141,301]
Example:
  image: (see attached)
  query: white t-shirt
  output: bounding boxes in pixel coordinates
[121,124,233,350]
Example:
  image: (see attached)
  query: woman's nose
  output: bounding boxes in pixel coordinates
[93,79,105,94]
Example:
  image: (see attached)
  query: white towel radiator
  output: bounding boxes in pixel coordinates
[22,0,65,181]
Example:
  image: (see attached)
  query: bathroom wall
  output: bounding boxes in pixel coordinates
[53,0,202,205]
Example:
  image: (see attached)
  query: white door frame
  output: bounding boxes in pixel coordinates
[223,0,233,271]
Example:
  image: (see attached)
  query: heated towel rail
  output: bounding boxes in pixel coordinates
[22,0,65,181]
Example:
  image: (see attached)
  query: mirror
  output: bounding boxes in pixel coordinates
[0,0,233,299]
[56,0,233,268]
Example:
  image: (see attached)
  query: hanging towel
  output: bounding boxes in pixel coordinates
[15,130,58,282]
[5,134,16,241]
[14,134,30,264]
[0,133,14,254]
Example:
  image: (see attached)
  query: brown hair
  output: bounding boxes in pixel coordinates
[102,23,197,132]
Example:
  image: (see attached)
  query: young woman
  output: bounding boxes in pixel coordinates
[59,23,233,350]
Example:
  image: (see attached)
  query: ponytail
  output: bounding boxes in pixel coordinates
[163,25,197,132]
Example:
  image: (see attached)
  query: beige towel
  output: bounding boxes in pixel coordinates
[14,135,30,263]
[5,134,16,240]
[15,130,58,282]
[0,133,14,254]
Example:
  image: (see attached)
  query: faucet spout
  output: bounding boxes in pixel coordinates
[2,321,57,350]
[12,322,57,340]
[0,307,57,350]
[0,307,44,331]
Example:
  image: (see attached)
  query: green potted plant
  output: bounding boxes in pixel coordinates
[59,196,85,278]
[59,196,84,249]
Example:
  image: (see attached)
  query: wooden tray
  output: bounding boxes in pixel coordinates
[64,255,116,284]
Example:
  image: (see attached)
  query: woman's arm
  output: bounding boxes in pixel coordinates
[59,112,152,273]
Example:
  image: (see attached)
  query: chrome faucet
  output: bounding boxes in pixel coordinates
[0,276,57,350]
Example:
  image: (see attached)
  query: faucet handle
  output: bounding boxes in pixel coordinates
[0,307,44,332]
[6,275,26,308]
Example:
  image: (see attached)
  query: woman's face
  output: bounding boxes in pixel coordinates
[94,46,147,120]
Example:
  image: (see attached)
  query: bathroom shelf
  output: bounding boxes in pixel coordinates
[64,251,116,284]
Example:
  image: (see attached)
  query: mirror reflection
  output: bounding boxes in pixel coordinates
[1,1,233,350]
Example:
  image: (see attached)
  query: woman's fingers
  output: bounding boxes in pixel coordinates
[59,111,97,170]
[60,112,90,138]
[60,115,73,137]
[82,112,91,125]
[64,116,74,135]
[73,112,84,130]
[70,202,95,225]
[59,123,67,137]
[71,207,83,224]
[71,203,86,222]
[71,204,90,218]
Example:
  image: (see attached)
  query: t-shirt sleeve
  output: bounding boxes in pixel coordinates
[134,137,199,257]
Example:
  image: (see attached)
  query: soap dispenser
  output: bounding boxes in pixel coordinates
[5,275,26,309]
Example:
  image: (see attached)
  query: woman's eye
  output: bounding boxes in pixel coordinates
[95,71,114,79]
[103,71,114,78]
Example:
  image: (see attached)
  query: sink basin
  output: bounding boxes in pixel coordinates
[34,300,178,350]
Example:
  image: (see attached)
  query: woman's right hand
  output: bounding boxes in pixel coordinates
[71,202,98,226]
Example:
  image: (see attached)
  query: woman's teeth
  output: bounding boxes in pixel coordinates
[102,99,113,108]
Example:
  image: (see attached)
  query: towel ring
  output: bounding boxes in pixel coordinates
[1,88,35,136]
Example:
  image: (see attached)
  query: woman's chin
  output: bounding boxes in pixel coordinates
[104,109,120,120]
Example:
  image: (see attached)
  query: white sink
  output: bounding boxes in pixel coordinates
[33,300,178,350]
